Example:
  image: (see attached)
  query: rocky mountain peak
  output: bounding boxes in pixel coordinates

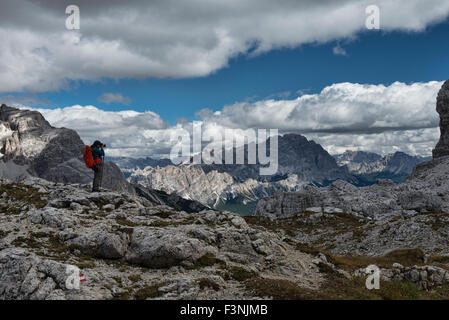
[0,104,51,133]
[432,79,449,158]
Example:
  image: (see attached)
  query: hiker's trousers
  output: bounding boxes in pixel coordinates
[92,164,103,191]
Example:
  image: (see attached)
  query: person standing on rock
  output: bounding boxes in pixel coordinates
[91,140,105,192]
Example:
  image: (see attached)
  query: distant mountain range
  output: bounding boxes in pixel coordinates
[334,150,431,185]
[116,137,430,214]
[0,104,430,216]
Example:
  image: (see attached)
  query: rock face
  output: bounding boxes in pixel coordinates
[129,165,305,210]
[433,79,449,158]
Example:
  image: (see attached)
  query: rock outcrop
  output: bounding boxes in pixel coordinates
[433,79,449,158]
[254,174,445,219]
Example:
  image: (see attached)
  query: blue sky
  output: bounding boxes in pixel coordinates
[8,19,449,125]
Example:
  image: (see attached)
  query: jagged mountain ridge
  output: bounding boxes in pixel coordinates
[335,150,430,176]
[127,134,355,212]
[106,156,172,170]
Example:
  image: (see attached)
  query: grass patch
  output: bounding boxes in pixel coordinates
[0,183,47,212]
[327,248,425,272]
[292,239,426,273]
[149,217,195,228]
[184,253,226,270]
[154,210,176,219]
[112,288,133,300]
[134,283,164,300]
[245,275,442,300]
[198,278,220,291]
[228,266,257,282]
[115,217,139,227]
[128,274,142,283]
[245,277,314,300]
[12,236,40,249]
[244,212,369,240]
[295,242,321,256]
[428,254,449,264]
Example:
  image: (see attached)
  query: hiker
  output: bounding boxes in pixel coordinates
[91,140,105,192]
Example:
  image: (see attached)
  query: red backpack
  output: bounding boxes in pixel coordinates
[83,145,95,169]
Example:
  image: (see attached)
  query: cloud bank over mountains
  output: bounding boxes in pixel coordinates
[17,80,441,158]
[1,0,449,92]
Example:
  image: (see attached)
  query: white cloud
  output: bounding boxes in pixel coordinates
[33,105,170,157]
[309,128,439,156]
[98,93,131,105]
[0,0,448,93]
[198,81,443,134]
[332,44,347,56]
[17,80,442,158]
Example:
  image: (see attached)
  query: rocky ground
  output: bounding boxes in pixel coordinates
[2,177,449,300]
[0,178,324,300]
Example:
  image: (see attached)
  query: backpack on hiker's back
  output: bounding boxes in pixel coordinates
[83,145,95,169]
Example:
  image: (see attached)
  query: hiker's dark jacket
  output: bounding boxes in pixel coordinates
[92,146,104,166]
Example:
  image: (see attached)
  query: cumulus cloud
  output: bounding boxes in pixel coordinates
[33,105,170,157]
[308,128,439,156]
[16,80,441,158]
[198,81,443,134]
[0,0,449,93]
[98,93,131,105]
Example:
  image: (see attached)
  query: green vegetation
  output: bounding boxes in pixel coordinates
[327,248,425,272]
[245,271,448,300]
[0,183,47,214]
[228,266,257,282]
[134,283,164,300]
[245,278,314,299]
[128,274,142,283]
[244,211,370,239]
[198,278,220,291]
[12,236,40,248]
[154,210,176,219]
[115,217,139,227]
[184,253,226,270]
[148,217,195,228]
